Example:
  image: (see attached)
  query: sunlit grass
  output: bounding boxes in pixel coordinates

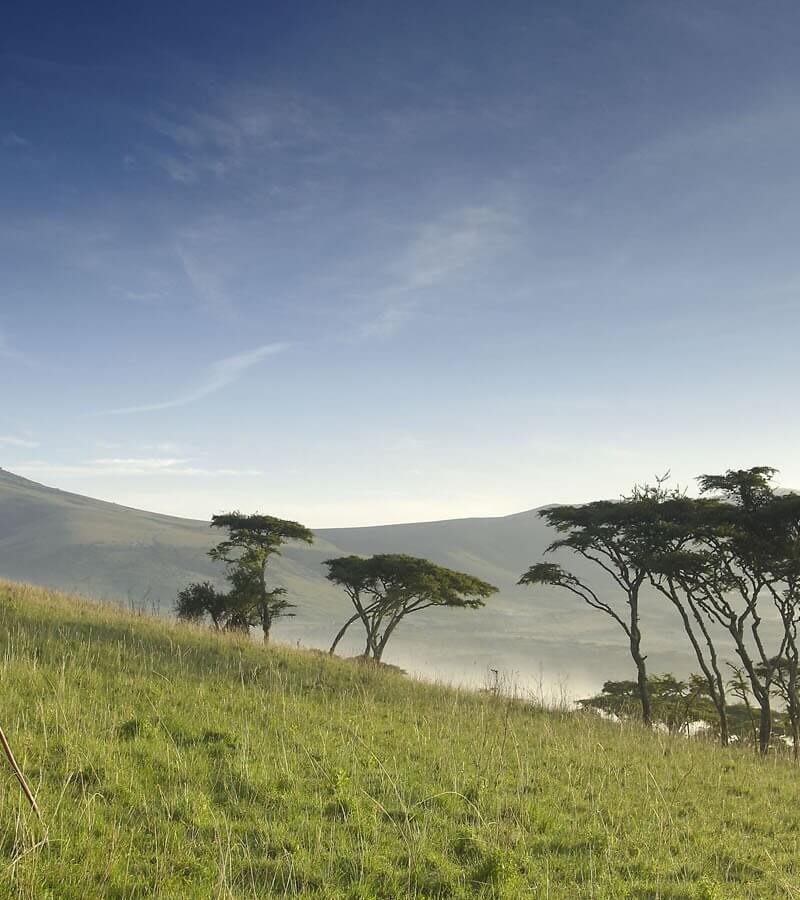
[1,579,799,898]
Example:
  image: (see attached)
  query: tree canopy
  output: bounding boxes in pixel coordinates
[521,466,800,753]
[175,581,229,631]
[176,511,314,643]
[325,553,497,661]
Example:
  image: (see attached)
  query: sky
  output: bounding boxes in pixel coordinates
[2,1,800,526]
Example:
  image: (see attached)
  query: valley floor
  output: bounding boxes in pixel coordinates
[1,580,799,898]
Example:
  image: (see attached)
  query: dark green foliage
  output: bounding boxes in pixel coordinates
[697,467,778,511]
[521,467,800,755]
[325,554,497,661]
[580,674,725,737]
[210,512,314,551]
[176,512,314,643]
[679,468,800,754]
[580,669,800,748]
[176,581,229,630]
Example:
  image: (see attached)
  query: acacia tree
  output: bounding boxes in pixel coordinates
[678,468,800,755]
[176,512,313,642]
[620,480,733,745]
[519,501,659,724]
[519,471,800,747]
[325,554,497,662]
[209,512,314,643]
[598,468,800,753]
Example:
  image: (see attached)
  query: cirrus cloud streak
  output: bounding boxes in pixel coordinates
[99,342,290,415]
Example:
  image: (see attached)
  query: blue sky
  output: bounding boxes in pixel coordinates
[2,1,800,525]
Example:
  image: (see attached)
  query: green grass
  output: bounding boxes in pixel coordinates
[1,581,800,898]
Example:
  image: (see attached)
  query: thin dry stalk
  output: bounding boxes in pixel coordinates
[0,724,41,820]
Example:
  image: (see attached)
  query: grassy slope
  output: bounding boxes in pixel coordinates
[1,582,799,899]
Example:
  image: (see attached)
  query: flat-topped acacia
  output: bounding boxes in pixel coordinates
[325,553,497,662]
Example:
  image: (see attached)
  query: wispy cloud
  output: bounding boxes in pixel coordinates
[358,206,515,337]
[2,132,30,148]
[173,219,237,313]
[395,206,512,291]
[145,87,328,184]
[15,458,263,477]
[100,342,290,415]
[0,435,39,448]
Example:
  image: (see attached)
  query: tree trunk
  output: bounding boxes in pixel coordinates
[789,663,800,762]
[749,615,774,756]
[260,565,270,645]
[329,612,361,655]
[634,652,651,726]
[628,610,651,726]
[716,697,730,747]
[758,700,771,755]
[735,680,758,746]
[727,622,771,754]
[363,625,379,658]
[688,600,729,746]
[786,691,799,762]
[666,587,729,745]
[261,607,271,645]
[782,632,799,761]
[363,612,385,659]
[367,629,381,659]
[740,654,771,755]
[374,613,405,663]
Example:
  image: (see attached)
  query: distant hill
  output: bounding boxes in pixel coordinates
[0,467,703,694]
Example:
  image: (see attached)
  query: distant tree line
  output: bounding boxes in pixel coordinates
[176,465,800,757]
[176,513,497,664]
[519,467,800,756]
[577,673,798,746]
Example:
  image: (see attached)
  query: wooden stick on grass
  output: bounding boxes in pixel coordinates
[0,724,41,819]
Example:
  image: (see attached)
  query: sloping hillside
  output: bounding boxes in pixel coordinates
[0,467,344,607]
[0,468,699,693]
[2,582,798,898]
